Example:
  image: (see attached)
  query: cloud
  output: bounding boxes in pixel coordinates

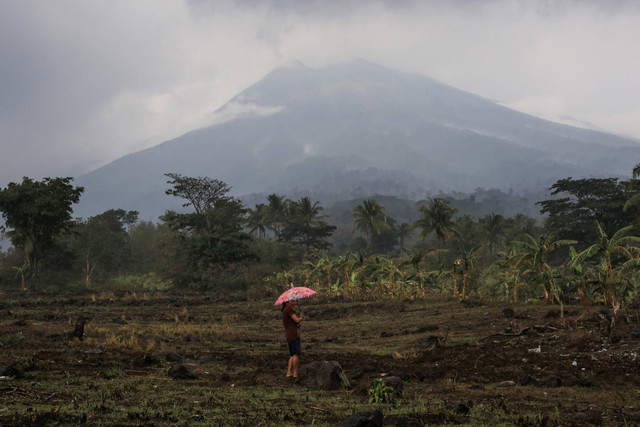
[209,101,286,125]
[1,0,640,187]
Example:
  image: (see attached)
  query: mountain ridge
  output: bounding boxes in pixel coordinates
[74,60,640,221]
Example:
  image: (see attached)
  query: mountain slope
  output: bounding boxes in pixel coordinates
[74,60,640,220]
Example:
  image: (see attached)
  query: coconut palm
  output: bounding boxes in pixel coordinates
[396,222,414,254]
[282,197,336,254]
[414,198,458,246]
[479,213,506,256]
[352,199,390,254]
[246,204,269,239]
[266,193,288,238]
[292,197,325,226]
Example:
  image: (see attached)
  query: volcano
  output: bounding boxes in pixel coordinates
[74,60,640,220]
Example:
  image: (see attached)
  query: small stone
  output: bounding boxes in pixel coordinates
[166,352,182,363]
[1,366,25,379]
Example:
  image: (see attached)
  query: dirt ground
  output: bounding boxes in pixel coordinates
[1,291,640,426]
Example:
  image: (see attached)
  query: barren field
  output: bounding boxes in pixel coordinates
[1,290,640,426]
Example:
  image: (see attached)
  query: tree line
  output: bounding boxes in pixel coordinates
[2,170,640,320]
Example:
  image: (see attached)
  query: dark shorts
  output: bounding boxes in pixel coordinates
[287,338,301,356]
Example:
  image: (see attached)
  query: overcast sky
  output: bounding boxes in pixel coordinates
[2,0,640,188]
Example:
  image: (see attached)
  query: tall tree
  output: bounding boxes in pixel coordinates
[162,174,256,287]
[352,199,390,254]
[246,204,269,239]
[69,209,138,286]
[370,216,399,255]
[538,177,634,247]
[396,222,414,254]
[280,197,336,255]
[129,221,165,274]
[479,213,506,255]
[266,193,288,238]
[0,177,84,290]
[414,197,458,246]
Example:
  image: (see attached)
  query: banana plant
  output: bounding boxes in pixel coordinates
[507,233,577,302]
[454,240,483,300]
[489,248,521,302]
[570,221,640,306]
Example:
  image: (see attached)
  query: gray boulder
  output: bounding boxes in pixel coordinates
[299,360,350,390]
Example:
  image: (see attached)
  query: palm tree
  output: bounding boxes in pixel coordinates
[292,197,325,227]
[479,213,506,256]
[352,199,389,254]
[414,198,458,246]
[266,193,288,238]
[246,204,269,239]
[396,222,414,255]
[414,197,458,265]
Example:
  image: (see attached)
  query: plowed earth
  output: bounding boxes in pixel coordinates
[1,291,639,426]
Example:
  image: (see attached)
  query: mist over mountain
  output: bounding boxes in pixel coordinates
[74,60,640,221]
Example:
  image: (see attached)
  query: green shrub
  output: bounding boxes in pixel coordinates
[368,378,401,404]
[0,332,25,346]
[108,273,173,291]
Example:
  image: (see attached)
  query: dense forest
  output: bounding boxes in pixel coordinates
[2,170,640,328]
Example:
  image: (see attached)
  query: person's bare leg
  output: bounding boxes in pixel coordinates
[292,354,299,378]
[286,356,294,377]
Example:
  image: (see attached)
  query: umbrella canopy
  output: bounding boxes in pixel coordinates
[274,286,317,306]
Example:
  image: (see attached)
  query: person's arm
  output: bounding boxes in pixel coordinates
[291,312,304,323]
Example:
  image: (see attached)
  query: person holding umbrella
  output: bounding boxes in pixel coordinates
[275,286,316,380]
[282,299,303,379]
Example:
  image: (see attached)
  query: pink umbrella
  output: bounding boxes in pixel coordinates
[274,286,317,306]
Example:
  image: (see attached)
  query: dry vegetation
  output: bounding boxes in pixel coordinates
[1,290,640,426]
